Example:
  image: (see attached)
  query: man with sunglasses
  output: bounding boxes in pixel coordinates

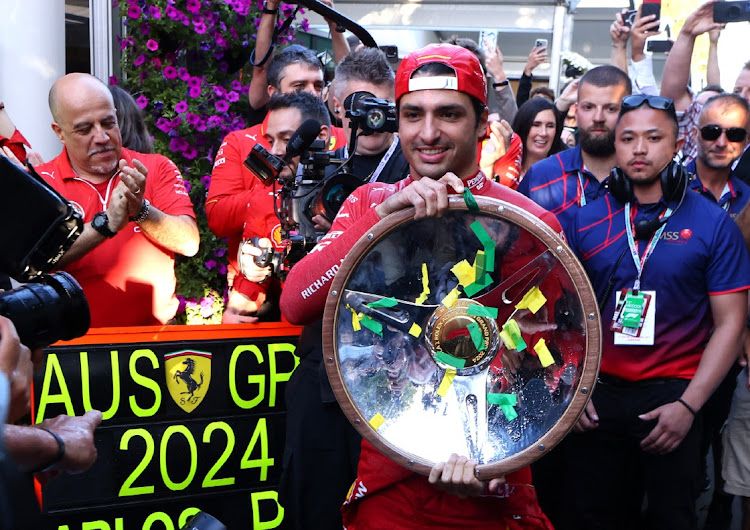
[565,94,750,529]
[689,94,750,217]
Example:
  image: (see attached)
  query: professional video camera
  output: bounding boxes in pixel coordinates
[0,155,90,348]
[343,90,398,138]
[243,119,358,278]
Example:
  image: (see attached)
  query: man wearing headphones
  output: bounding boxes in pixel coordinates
[564,95,750,529]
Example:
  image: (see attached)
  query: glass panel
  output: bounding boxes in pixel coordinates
[334,210,587,465]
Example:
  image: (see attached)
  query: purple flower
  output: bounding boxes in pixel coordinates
[212,85,227,97]
[186,113,201,126]
[180,13,191,26]
[146,39,159,51]
[153,100,164,111]
[164,65,177,79]
[136,95,148,109]
[200,41,211,51]
[216,35,227,48]
[218,263,227,275]
[186,297,198,309]
[109,75,119,86]
[218,61,229,72]
[148,6,162,19]
[140,24,150,36]
[184,180,192,193]
[165,6,179,20]
[188,76,202,89]
[119,36,134,51]
[214,247,227,258]
[186,0,202,14]
[156,118,171,133]
[127,5,142,18]
[196,118,207,132]
[183,146,198,160]
[300,19,310,32]
[175,101,188,113]
[226,91,239,102]
[207,116,224,128]
[151,57,162,68]
[189,86,202,98]
[194,22,207,34]
[177,295,187,313]
[170,137,190,152]
[169,117,183,128]
[201,174,211,186]
[134,54,146,67]
[205,260,217,270]
[200,296,215,308]
[215,100,230,112]
[178,67,191,81]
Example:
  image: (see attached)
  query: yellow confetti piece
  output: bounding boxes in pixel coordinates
[499,329,516,350]
[503,319,527,351]
[436,368,457,397]
[348,305,362,331]
[409,322,422,337]
[369,413,386,430]
[472,250,486,278]
[415,263,430,305]
[441,287,461,308]
[451,260,475,287]
[534,338,555,368]
[516,286,548,314]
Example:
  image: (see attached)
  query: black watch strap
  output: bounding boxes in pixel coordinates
[92,211,117,238]
[262,1,278,14]
[492,80,510,88]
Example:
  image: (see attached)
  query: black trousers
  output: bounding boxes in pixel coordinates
[564,376,702,530]
[278,351,361,530]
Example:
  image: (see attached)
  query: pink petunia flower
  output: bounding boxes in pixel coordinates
[134,54,146,67]
[164,65,178,79]
[146,39,159,51]
[127,5,141,18]
[136,95,148,109]
[175,100,189,113]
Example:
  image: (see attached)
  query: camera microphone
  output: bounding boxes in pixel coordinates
[284,119,322,164]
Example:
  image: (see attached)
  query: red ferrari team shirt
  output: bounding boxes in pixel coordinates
[36,147,196,327]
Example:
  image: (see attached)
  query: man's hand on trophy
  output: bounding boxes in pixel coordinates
[428,453,506,498]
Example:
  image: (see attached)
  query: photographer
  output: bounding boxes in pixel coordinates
[228,91,332,322]
[279,47,409,530]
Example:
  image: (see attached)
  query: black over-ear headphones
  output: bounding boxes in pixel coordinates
[607,159,688,240]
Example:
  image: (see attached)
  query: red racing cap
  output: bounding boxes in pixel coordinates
[394,43,487,106]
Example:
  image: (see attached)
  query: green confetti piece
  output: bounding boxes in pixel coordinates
[466,321,486,351]
[487,393,518,421]
[435,350,467,369]
[367,297,399,309]
[470,220,496,273]
[473,250,486,279]
[463,188,479,211]
[467,305,499,319]
[360,315,383,336]
[463,272,493,297]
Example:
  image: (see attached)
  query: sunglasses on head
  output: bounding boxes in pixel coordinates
[699,125,748,143]
[621,94,676,113]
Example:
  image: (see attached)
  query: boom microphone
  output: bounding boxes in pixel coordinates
[284,119,322,164]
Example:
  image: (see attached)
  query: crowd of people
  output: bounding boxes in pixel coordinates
[1,0,750,528]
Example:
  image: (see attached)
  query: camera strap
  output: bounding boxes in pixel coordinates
[367,136,400,183]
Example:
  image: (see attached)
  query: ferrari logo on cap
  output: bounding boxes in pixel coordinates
[165,350,212,413]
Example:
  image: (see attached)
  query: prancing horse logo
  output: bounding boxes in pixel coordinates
[165,350,212,413]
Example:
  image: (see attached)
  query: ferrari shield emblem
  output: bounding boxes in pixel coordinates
[165,350,211,413]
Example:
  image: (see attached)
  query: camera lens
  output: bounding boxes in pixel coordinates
[0,272,90,349]
[366,108,386,131]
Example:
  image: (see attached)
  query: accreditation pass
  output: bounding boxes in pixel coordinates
[613,290,656,346]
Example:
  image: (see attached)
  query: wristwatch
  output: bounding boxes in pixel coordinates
[492,80,510,89]
[129,198,151,224]
[261,1,278,15]
[92,211,117,238]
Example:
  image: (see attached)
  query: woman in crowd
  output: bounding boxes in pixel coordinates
[512,97,565,180]
[109,85,154,153]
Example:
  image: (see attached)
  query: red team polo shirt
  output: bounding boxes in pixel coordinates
[36,147,196,327]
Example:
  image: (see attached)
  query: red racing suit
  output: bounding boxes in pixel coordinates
[280,170,560,529]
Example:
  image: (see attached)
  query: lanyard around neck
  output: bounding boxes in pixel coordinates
[624,202,672,292]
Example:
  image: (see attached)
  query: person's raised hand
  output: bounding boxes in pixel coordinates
[239,238,273,283]
[681,0,723,38]
[631,13,661,59]
[524,46,548,76]
[610,9,632,48]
